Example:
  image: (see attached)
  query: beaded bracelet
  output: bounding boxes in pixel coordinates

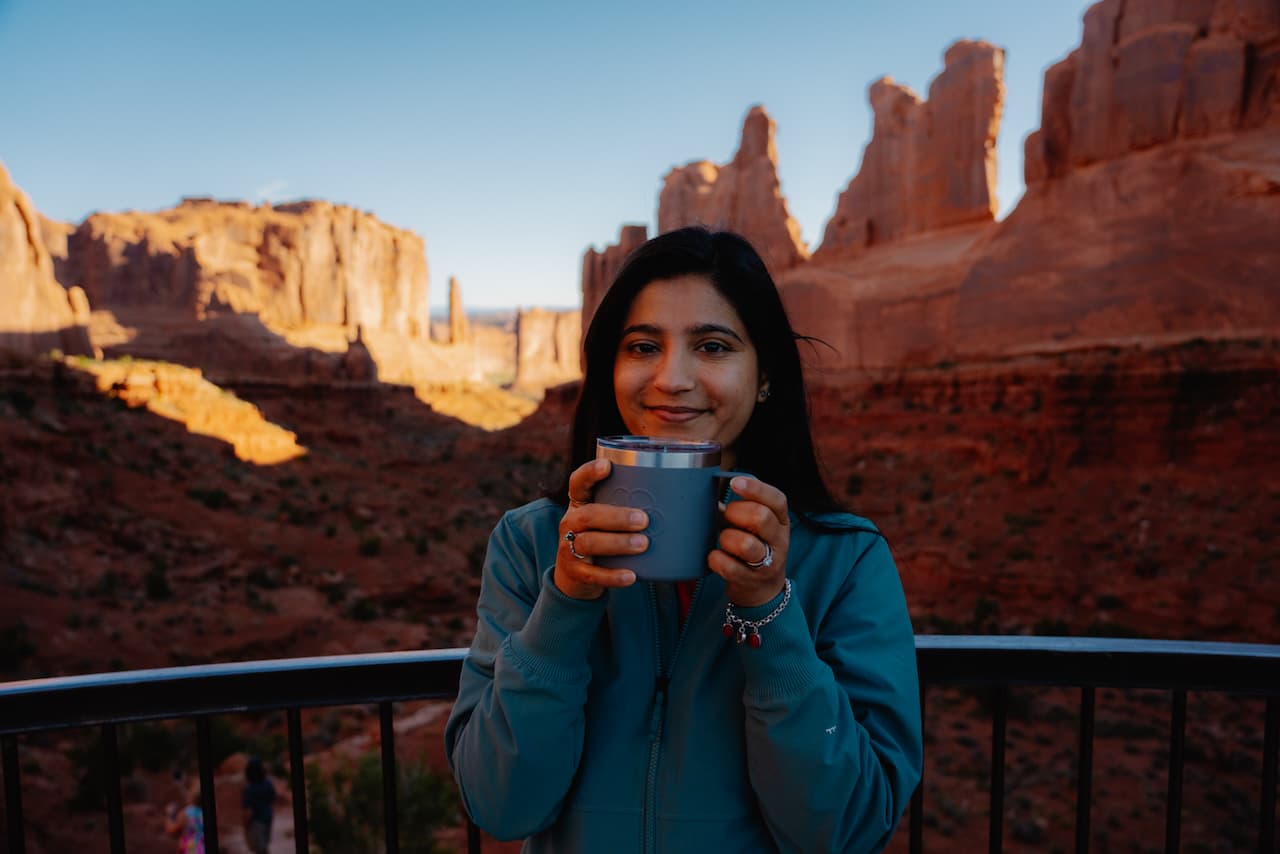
[722,579,792,648]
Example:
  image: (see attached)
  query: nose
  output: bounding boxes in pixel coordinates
[653,349,695,393]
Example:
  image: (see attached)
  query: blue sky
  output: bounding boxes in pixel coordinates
[0,0,1092,310]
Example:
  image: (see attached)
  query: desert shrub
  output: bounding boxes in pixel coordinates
[1003,512,1043,534]
[187,487,230,510]
[145,556,173,600]
[0,624,36,671]
[70,722,183,810]
[359,537,382,557]
[307,752,458,854]
[348,598,379,622]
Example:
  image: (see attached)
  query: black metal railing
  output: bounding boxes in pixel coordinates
[1,637,1277,853]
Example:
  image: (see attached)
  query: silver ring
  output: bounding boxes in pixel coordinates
[564,530,589,561]
[744,542,774,568]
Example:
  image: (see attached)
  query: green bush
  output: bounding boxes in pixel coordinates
[307,752,458,854]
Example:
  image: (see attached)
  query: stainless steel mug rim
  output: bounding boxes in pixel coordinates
[596,435,722,468]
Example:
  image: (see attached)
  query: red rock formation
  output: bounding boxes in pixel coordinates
[781,8,1279,376]
[67,197,430,338]
[1025,0,1279,179]
[0,163,91,357]
[580,223,647,336]
[816,41,1005,261]
[447,276,470,344]
[658,106,809,272]
[514,308,581,390]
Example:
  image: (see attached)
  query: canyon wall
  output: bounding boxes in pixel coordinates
[68,197,430,337]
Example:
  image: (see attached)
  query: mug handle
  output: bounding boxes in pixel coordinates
[713,470,753,513]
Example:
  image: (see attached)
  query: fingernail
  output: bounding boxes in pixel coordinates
[630,534,646,549]
[620,571,636,584]
[732,477,747,491]
[629,511,646,526]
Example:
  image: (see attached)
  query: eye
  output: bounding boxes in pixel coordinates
[697,339,733,354]
[624,340,659,355]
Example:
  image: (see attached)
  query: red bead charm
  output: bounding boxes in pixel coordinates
[722,623,735,637]
[747,633,762,649]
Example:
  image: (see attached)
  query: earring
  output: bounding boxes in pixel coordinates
[757,386,770,403]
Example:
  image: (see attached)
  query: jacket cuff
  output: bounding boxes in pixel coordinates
[504,566,608,686]
[735,582,827,705]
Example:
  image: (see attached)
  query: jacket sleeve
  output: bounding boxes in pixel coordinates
[738,533,923,854]
[443,510,608,840]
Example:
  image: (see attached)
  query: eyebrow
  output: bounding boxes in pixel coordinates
[621,322,745,343]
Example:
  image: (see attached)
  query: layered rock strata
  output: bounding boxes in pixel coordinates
[658,106,809,273]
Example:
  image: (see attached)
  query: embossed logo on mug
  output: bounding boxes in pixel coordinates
[602,487,665,536]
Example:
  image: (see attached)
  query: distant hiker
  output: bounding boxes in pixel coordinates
[242,755,277,854]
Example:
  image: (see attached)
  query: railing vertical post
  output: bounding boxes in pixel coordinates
[288,708,310,854]
[102,723,126,854]
[910,685,926,854]
[380,702,399,854]
[1165,690,1186,854]
[196,715,220,854]
[990,685,1008,854]
[1076,685,1095,854]
[3,735,25,854]
[1260,697,1278,854]
[467,815,482,854]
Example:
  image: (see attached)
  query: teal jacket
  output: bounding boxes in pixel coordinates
[445,498,922,853]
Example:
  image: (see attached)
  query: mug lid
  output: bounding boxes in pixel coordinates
[596,435,722,468]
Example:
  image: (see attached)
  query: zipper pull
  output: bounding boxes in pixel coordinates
[648,676,669,741]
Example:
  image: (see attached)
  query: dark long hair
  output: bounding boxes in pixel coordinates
[554,226,849,525]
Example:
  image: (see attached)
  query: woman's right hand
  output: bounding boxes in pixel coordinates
[555,458,648,600]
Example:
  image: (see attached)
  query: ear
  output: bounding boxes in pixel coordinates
[757,377,771,403]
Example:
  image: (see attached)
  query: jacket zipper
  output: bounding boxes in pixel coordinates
[642,579,704,854]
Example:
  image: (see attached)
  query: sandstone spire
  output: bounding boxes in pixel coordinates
[447,276,469,344]
[815,40,1005,261]
[658,105,809,273]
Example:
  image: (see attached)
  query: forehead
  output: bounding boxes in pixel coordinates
[624,275,744,329]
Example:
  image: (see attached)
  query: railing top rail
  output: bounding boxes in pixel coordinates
[2,636,1277,737]
[915,635,1280,693]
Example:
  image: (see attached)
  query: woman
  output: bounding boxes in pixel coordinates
[445,227,921,852]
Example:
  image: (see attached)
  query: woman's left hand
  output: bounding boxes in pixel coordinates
[709,476,789,607]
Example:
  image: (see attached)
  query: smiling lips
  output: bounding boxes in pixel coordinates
[646,405,705,423]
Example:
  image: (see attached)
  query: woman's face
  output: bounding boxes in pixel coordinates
[613,275,764,464]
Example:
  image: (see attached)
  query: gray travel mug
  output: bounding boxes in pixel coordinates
[593,436,746,582]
